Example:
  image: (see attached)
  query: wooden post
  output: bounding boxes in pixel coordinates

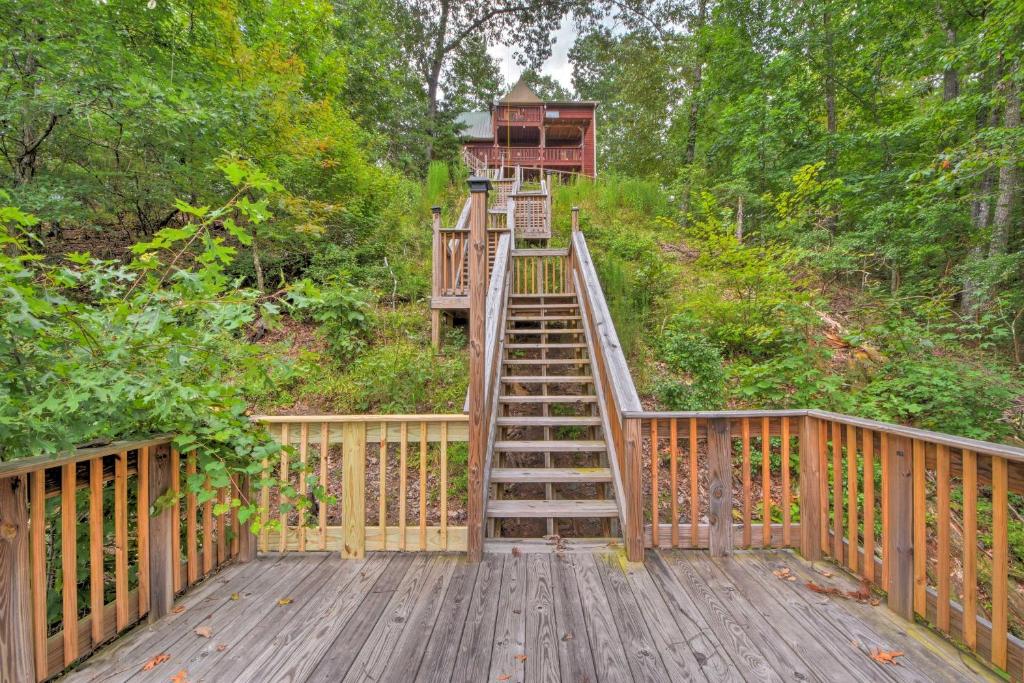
[147,445,175,622]
[430,206,442,352]
[886,435,914,620]
[467,176,490,563]
[623,418,644,562]
[707,418,733,557]
[237,475,257,562]
[571,206,580,233]
[798,416,822,561]
[341,421,367,559]
[0,475,34,683]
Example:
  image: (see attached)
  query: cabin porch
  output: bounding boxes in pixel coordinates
[60,548,995,682]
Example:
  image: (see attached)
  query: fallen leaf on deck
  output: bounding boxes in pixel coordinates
[216,643,228,652]
[515,654,528,662]
[848,579,871,603]
[172,605,186,614]
[772,567,797,582]
[171,670,188,683]
[497,675,511,681]
[511,546,522,557]
[230,592,240,601]
[870,649,904,665]
[561,632,574,641]
[141,653,170,671]
[815,568,835,578]
[869,598,880,606]
[806,581,845,597]
[278,598,293,606]
[194,626,212,638]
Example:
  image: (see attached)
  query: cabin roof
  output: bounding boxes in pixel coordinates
[455,111,493,140]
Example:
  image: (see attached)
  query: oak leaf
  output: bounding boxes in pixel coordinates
[171,670,188,683]
[141,653,170,671]
[195,626,213,638]
[870,649,904,665]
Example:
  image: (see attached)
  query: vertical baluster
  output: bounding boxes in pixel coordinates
[847,425,858,573]
[138,447,150,616]
[742,418,751,548]
[320,422,329,551]
[231,477,240,559]
[991,455,1008,670]
[89,458,104,646]
[202,476,213,574]
[689,418,698,547]
[912,439,926,617]
[216,487,227,566]
[30,471,47,679]
[962,449,977,650]
[298,423,308,553]
[863,430,875,582]
[440,422,448,551]
[818,421,829,552]
[762,417,771,547]
[831,422,843,564]
[400,421,408,551]
[62,463,79,663]
[186,452,198,585]
[420,421,428,551]
[781,418,791,547]
[670,418,679,547]
[935,445,950,632]
[881,432,890,590]
[650,418,659,547]
[114,452,128,632]
[279,423,290,554]
[379,421,388,551]
[170,449,181,593]
[259,451,269,554]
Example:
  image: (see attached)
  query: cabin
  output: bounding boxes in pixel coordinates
[458,79,598,179]
[3,178,1023,683]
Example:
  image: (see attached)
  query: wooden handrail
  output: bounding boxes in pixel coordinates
[0,437,249,682]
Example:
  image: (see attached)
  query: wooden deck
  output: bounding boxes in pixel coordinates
[62,549,995,682]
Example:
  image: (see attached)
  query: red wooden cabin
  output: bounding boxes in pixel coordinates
[458,79,597,178]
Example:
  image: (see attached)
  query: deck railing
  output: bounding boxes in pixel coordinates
[0,437,249,682]
[251,416,470,559]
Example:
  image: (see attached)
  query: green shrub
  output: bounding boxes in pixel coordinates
[654,319,726,410]
[304,277,374,361]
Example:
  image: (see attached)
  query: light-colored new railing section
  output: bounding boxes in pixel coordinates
[252,415,470,559]
[512,178,552,240]
[0,437,248,682]
[512,248,569,295]
[568,228,644,558]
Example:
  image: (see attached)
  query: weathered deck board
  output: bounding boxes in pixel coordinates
[60,549,998,683]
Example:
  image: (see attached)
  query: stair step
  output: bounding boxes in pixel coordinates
[506,328,584,335]
[490,467,612,483]
[496,416,601,427]
[486,538,620,554]
[503,359,590,365]
[501,375,593,384]
[487,499,618,518]
[506,315,581,321]
[499,395,597,404]
[510,293,577,299]
[494,440,607,453]
[508,304,580,310]
[506,343,587,349]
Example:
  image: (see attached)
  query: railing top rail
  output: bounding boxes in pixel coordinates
[571,231,642,413]
[622,407,1024,462]
[512,248,568,257]
[0,434,174,479]
[252,414,468,423]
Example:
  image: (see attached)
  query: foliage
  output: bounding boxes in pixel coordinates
[302,278,375,362]
[654,317,726,410]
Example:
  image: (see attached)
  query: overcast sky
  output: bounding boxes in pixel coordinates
[487,16,578,93]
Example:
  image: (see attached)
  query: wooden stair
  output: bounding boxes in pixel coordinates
[487,290,620,545]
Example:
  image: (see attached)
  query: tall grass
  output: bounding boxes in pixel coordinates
[425,160,450,208]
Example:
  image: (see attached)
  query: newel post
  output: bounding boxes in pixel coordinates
[798,416,822,561]
[707,418,733,557]
[467,176,491,563]
[623,418,644,562]
[886,435,914,620]
[430,206,443,351]
[0,475,34,682]
[147,445,176,622]
[571,206,580,233]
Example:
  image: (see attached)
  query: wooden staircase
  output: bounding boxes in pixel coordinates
[487,291,619,544]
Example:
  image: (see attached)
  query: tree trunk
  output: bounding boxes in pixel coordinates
[735,195,744,243]
[423,1,451,163]
[251,233,265,293]
[942,27,959,101]
[679,0,708,222]
[990,73,1020,256]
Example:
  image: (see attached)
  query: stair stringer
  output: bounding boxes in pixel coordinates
[569,268,628,535]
